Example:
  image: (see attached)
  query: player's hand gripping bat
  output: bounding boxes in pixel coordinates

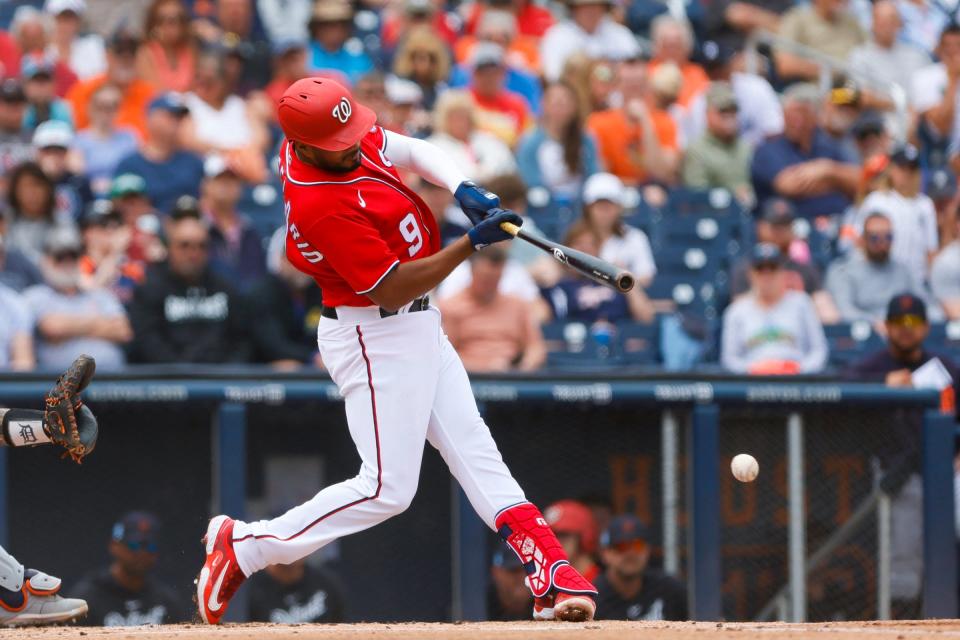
[499,222,635,293]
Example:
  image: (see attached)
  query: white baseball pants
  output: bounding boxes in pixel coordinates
[232,305,527,576]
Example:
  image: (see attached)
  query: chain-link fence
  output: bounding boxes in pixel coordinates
[3,380,947,624]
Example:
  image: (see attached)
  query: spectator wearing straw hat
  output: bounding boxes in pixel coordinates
[307,0,373,86]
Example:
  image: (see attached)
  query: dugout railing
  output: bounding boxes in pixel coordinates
[0,373,952,623]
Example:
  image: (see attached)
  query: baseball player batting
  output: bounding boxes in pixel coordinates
[0,355,98,626]
[196,78,598,624]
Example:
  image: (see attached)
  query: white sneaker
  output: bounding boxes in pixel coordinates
[0,569,87,627]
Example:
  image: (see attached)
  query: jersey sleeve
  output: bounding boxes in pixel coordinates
[300,210,400,295]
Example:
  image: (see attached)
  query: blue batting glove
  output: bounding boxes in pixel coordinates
[467,208,523,251]
[455,181,500,225]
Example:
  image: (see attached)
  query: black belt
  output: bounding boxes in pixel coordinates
[321,296,430,320]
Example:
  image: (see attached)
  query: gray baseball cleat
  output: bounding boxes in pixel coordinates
[0,569,87,627]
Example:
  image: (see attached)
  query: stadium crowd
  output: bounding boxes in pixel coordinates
[0,0,957,379]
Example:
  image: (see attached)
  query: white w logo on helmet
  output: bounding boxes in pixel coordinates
[331,97,352,124]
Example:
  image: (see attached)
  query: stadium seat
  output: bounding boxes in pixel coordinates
[924,321,960,358]
[665,188,746,217]
[652,213,744,262]
[542,321,627,369]
[824,321,884,368]
[617,320,660,364]
[241,180,286,242]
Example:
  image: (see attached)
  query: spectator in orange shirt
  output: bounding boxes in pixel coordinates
[438,244,546,373]
[467,42,532,148]
[135,0,196,93]
[455,9,541,76]
[586,60,679,185]
[464,0,555,39]
[648,15,710,108]
[67,27,155,140]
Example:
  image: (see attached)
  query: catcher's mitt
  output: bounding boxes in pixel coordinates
[44,354,97,464]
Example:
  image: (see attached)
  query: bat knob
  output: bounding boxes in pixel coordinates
[617,273,635,292]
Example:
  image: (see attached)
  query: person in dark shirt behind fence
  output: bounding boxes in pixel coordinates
[73,512,184,627]
[594,515,687,621]
[127,199,250,363]
[247,557,346,623]
[486,547,533,621]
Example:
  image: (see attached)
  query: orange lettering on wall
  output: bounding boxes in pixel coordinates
[822,456,864,524]
[609,454,652,523]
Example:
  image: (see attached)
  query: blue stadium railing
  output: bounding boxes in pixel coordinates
[0,372,951,621]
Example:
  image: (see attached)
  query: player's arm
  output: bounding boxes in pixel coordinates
[382,130,501,224]
[368,209,522,311]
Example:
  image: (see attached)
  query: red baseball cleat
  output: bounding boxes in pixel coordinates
[195,515,246,625]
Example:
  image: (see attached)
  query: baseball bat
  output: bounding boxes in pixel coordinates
[500,222,635,293]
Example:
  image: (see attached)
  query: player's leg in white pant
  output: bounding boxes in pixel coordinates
[232,312,443,576]
[425,332,527,529]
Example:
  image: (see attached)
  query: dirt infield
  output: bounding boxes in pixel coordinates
[6,620,960,640]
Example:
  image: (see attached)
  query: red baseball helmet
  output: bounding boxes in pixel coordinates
[544,500,599,555]
[278,77,377,151]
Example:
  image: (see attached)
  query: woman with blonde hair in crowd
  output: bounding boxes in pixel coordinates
[516,82,600,203]
[136,0,196,93]
[392,25,451,110]
[426,89,516,183]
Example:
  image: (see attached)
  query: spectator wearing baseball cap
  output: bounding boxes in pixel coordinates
[826,212,920,326]
[306,0,373,86]
[77,199,145,304]
[44,0,107,81]
[539,0,640,82]
[721,243,828,375]
[114,92,203,214]
[594,515,687,621]
[516,82,600,203]
[821,79,864,164]
[580,172,656,287]
[32,120,93,222]
[66,25,154,139]
[22,226,130,371]
[487,545,534,621]
[545,500,600,583]
[856,143,939,287]
[467,42,533,148]
[686,40,783,151]
[682,81,753,203]
[200,154,266,292]
[846,294,960,402]
[21,55,74,131]
[728,200,836,326]
[71,83,139,197]
[73,511,186,626]
[447,12,542,115]
[0,80,34,171]
[134,0,196,94]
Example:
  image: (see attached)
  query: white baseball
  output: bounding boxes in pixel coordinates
[731,454,759,483]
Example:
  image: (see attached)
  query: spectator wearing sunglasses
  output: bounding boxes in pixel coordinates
[23,227,130,371]
[594,515,687,621]
[127,205,251,364]
[827,212,920,327]
[74,511,185,626]
[856,144,939,287]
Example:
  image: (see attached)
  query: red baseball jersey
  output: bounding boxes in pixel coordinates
[279,127,441,307]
